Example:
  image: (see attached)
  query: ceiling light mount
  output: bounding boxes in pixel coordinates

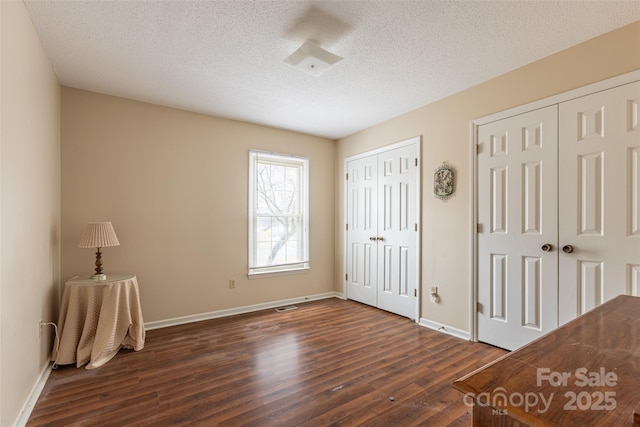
[283,40,343,76]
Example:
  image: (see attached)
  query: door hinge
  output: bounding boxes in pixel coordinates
[415,223,418,232]
[476,301,483,313]
[346,224,349,231]
[345,273,348,281]
[346,173,349,180]
[476,144,481,154]
[414,289,417,297]
[415,158,418,167]
[476,223,482,233]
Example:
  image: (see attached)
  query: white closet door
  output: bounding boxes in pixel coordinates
[476,80,640,350]
[345,139,420,320]
[558,81,640,324]
[477,105,559,350]
[346,155,378,307]
[376,144,419,319]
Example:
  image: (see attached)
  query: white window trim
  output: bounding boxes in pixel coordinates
[248,150,309,277]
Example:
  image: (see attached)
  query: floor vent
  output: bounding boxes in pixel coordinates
[275,305,298,313]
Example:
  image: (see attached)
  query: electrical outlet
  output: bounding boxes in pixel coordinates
[229,279,235,289]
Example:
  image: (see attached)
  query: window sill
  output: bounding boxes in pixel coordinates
[247,266,310,279]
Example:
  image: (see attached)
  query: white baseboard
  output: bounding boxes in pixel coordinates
[13,361,53,427]
[145,291,344,330]
[418,318,470,341]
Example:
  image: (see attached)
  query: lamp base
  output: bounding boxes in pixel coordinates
[91,273,107,281]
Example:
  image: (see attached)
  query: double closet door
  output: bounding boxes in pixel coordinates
[477,80,640,350]
[345,140,420,320]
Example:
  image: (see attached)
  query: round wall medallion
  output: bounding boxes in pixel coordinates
[434,163,455,201]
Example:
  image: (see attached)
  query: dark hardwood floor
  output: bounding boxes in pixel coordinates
[27,298,506,426]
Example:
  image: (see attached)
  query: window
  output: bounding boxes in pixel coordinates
[249,150,309,276]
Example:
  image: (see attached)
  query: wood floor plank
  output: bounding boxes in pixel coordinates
[27,298,506,426]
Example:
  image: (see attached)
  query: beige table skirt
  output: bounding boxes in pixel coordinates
[54,274,145,369]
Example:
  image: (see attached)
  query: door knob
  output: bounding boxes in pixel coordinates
[562,245,574,253]
[376,237,384,241]
[541,244,553,252]
[369,237,376,241]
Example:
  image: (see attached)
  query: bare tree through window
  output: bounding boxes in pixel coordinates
[255,161,301,265]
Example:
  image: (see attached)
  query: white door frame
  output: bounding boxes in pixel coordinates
[344,135,422,321]
[469,70,640,342]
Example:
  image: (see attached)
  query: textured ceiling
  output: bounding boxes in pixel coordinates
[24,1,640,140]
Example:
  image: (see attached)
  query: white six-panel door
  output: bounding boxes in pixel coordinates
[558,81,640,324]
[477,79,640,350]
[346,155,378,307]
[346,140,419,320]
[477,105,559,350]
[376,144,418,318]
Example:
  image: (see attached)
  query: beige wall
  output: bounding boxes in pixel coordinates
[336,21,640,332]
[1,2,61,425]
[61,89,336,323]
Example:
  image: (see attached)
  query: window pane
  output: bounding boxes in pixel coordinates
[275,190,297,214]
[286,240,298,260]
[254,216,301,266]
[256,242,272,267]
[256,217,272,243]
[256,193,270,214]
[270,219,285,243]
[285,166,298,191]
[256,163,300,216]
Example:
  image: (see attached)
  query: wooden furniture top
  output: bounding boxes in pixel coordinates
[453,294,640,426]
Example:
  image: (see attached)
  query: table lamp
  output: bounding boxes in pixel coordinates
[78,222,120,280]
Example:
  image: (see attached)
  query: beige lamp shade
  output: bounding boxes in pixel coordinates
[78,222,120,280]
[78,222,120,248]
